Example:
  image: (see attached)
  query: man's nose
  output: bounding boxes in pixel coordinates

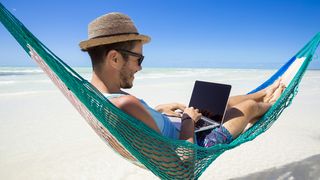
[138,65,142,71]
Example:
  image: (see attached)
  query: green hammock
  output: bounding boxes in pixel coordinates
[1,3,320,179]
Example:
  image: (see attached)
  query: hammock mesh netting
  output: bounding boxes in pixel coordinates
[1,3,319,179]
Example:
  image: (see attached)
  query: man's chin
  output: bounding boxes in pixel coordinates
[120,78,134,89]
[121,83,133,89]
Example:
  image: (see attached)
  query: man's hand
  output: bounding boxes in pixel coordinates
[155,103,186,117]
[182,107,202,123]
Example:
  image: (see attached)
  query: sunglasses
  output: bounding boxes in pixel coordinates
[115,49,144,66]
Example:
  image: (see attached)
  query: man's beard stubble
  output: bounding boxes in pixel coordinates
[119,64,133,89]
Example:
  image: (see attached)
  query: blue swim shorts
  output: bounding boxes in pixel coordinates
[196,126,233,147]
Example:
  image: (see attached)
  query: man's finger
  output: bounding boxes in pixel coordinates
[166,111,182,117]
[172,103,186,110]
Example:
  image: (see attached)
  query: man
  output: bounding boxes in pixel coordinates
[79,12,285,147]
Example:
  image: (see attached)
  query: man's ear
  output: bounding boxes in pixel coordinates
[106,50,122,70]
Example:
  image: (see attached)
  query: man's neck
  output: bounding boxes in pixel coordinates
[91,71,122,94]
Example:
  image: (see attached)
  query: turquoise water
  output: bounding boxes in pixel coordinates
[1,67,319,97]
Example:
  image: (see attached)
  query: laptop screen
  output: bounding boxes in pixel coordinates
[189,80,231,124]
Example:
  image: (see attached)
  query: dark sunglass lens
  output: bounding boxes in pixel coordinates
[116,49,144,66]
[138,56,144,66]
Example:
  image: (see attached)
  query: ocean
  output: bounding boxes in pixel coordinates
[1,66,319,101]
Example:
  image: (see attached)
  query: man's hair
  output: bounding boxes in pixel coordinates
[87,40,139,69]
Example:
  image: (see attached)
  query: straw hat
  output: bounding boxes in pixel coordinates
[79,12,150,51]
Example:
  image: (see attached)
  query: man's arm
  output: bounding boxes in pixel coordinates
[110,95,161,133]
[179,107,201,143]
[111,95,202,142]
[155,103,186,117]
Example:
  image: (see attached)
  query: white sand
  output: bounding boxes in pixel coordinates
[0,69,319,179]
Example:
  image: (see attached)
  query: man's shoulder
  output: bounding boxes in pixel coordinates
[109,95,142,109]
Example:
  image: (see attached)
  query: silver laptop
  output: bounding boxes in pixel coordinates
[190,80,231,133]
[168,80,231,135]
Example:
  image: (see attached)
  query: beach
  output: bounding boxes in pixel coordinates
[0,67,319,179]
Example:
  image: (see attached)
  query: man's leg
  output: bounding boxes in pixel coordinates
[223,99,272,139]
[227,78,281,107]
[226,83,286,136]
[228,93,264,108]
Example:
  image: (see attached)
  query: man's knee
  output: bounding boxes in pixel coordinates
[226,99,259,120]
[241,99,259,115]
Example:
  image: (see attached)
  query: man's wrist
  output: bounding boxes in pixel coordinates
[181,114,193,123]
[180,114,195,135]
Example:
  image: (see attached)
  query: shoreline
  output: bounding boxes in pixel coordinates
[1,66,320,71]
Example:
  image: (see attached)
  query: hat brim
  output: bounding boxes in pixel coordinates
[79,34,150,51]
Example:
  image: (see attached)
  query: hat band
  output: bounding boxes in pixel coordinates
[92,32,139,39]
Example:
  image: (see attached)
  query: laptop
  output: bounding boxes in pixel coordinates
[169,80,231,135]
[190,80,231,133]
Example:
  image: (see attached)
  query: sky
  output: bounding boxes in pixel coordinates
[1,0,320,69]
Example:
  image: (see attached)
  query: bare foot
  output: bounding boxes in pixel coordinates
[268,83,286,104]
[263,78,281,103]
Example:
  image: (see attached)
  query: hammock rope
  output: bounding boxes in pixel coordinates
[1,3,319,179]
